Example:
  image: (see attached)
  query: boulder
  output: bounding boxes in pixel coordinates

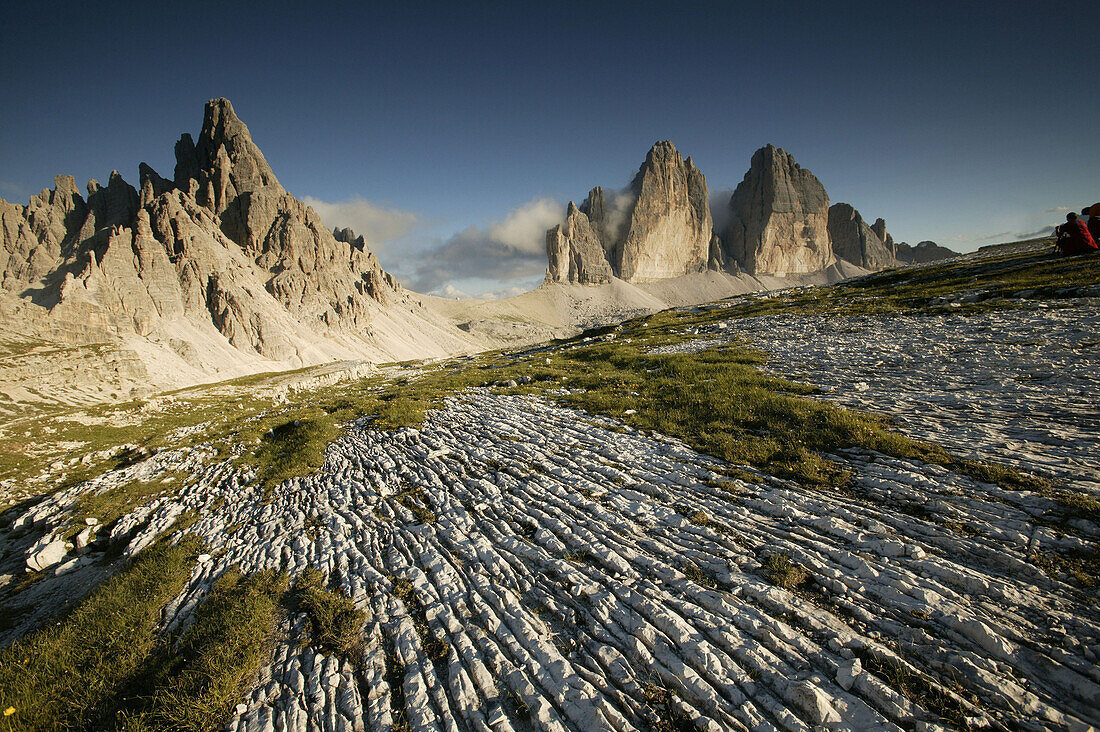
[27,539,69,571]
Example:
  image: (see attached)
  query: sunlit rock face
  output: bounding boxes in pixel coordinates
[545,141,713,284]
[724,144,833,276]
[615,141,712,282]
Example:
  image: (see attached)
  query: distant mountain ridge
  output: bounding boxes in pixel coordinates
[545,142,955,283]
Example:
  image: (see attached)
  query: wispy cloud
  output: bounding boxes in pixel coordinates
[1042,206,1071,214]
[1015,226,1054,240]
[409,197,563,293]
[301,195,421,252]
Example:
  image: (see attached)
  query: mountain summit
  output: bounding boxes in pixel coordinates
[546,141,714,284]
[0,98,476,405]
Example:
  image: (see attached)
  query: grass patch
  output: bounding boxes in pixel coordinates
[391,576,450,665]
[119,568,288,730]
[857,651,978,728]
[761,552,809,590]
[72,470,189,533]
[642,682,695,732]
[293,569,364,660]
[248,416,339,493]
[0,534,203,731]
[390,485,437,525]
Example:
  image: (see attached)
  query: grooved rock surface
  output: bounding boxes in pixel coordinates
[725,145,834,276]
[8,383,1098,731]
[828,203,895,270]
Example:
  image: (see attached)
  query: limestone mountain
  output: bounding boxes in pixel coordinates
[827,203,895,270]
[722,145,834,276]
[0,98,476,408]
[546,141,715,284]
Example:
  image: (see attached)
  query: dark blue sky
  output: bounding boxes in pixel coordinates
[2,1,1097,295]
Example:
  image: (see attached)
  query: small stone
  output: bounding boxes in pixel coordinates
[197,553,212,563]
[836,657,862,691]
[84,517,99,526]
[27,540,68,572]
[234,703,247,715]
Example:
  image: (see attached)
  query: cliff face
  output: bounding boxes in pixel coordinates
[723,145,833,276]
[827,203,895,270]
[0,99,473,402]
[615,142,713,281]
[546,141,714,284]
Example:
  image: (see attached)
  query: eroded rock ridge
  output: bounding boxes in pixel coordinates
[0,99,462,389]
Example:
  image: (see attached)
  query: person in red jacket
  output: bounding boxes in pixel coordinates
[1055,212,1098,255]
[1087,205,1100,246]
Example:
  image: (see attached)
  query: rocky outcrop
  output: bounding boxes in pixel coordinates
[545,202,614,285]
[0,98,472,404]
[723,145,833,276]
[828,203,895,270]
[870,218,896,258]
[895,240,957,264]
[616,142,712,281]
[546,141,714,284]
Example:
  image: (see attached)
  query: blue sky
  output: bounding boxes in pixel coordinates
[2,1,1097,296]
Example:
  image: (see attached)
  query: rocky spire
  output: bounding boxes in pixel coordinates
[724,144,833,276]
[545,202,613,285]
[827,203,895,270]
[615,142,712,281]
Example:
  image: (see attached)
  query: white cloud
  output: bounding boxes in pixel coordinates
[301,195,421,250]
[1042,206,1072,214]
[430,284,473,299]
[482,198,566,254]
[408,197,564,293]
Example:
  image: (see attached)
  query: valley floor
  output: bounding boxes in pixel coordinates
[1,245,1098,731]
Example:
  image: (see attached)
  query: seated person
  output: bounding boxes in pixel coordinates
[1055,212,1099,255]
[1088,205,1100,245]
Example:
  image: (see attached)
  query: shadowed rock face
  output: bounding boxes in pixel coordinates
[546,141,713,284]
[828,203,895,270]
[895,240,957,264]
[725,145,833,276]
[0,98,408,361]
